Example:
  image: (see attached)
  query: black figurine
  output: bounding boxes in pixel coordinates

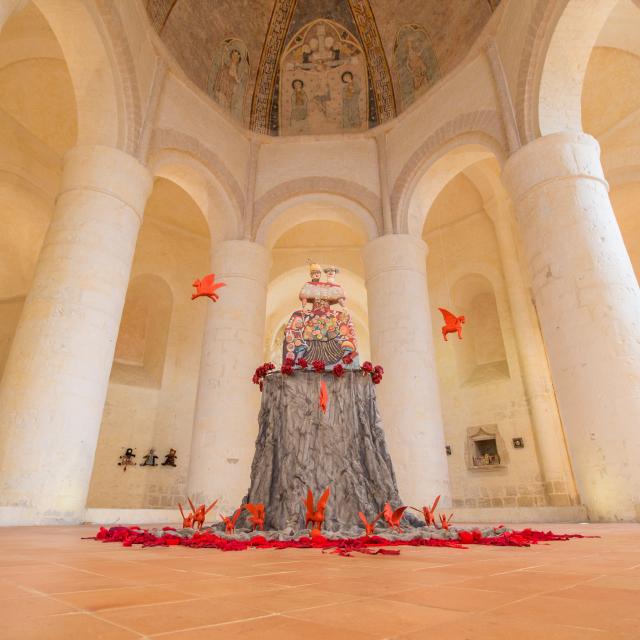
[141,448,158,467]
[162,448,177,467]
[118,447,136,471]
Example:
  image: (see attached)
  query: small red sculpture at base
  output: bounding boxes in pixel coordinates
[192,273,226,302]
[410,495,441,527]
[188,498,218,530]
[439,307,465,341]
[319,380,328,414]
[244,503,266,531]
[220,508,243,534]
[304,487,331,532]
[439,512,454,530]
[178,503,195,528]
[358,510,384,536]
[383,502,408,532]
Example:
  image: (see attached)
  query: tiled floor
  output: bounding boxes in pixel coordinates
[1,523,639,639]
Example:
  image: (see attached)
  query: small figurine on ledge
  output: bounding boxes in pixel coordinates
[118,448,136,471]
[140,448,158,467]
[162,448,177,467]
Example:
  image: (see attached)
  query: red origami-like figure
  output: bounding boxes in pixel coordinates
[192,273,226,302]
[439,512,454,530]
[178,502,195,528]
[188,497,218,530]
[358,510,384,537]
[244,503,266,531]
[220,508,243,534]
[319,380,328,414]
[438,307,465,341]
[304,487,331,532]
[383,502,408,533]
[410,495,441,527]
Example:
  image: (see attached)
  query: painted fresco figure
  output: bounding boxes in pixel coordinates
[207,38,250,122]
[341,71,361,129]
[282,263,358,368]
[290,79,309,133]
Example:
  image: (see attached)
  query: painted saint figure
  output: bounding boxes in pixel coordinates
[282,263,358,367]
[289,79,309,132]
[207,38,250,122]
[341,71,361,129]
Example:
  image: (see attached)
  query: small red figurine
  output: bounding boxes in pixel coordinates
[192,273,226,302]
[358,510,384,537]
[188,497,218,530]
[410,495,441,527]
[244,503,266,531]
[303,487,331,532]
[178,502,195,528]
[383,502,408,533]
[220,508,243,534]
[319,380,328,414]
[439,512,454,530]
[438,307,465,341]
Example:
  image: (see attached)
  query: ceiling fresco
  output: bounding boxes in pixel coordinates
[145,0,498,136]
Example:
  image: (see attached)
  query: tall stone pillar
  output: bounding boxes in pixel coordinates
[486,198,579,506]
[0,0,27,32]
[187,240,270,512]
[502,132,640,521]
[0,145,152,524]
[362,234,451,507]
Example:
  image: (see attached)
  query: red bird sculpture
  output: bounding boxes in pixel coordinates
[410,495,441,527]
[304,487,331,532]
[319,380,328,414]
[188,497,218,530]
[439,512,454,530]
[192,273,226,302]
[220,508,243,534]
[178,502,195,528]
[358,510,384,537]
[244,503,266,531]
[383,502,408,532]
[438,307,465,341]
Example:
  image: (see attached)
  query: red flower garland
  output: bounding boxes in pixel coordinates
[312,360,326,372]
[253,362,276,388]
[298,358,308,369]
[333,364,345,377]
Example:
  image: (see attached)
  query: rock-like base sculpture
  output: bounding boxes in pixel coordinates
[244,371,402,531]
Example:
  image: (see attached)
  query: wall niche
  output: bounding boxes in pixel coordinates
[464,424,509,470]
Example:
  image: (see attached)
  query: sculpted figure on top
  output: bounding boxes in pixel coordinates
[282,263,358,368]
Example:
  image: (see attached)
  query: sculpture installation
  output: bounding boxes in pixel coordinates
[439,307,465,341]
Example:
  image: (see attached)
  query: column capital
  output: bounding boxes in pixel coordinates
[211,239,272,284]
[502,132,608,203]
[60,145,153,219]
[362,234,427,282]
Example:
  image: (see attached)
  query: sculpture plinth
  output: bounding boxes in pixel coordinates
[245,370,402,531]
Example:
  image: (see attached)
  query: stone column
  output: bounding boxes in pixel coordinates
[362,234,451,507]
[486,198,579,506]
[0,145,152,524]
[187,240,270,512]
[0,0,27,32]
[502,131,640,521]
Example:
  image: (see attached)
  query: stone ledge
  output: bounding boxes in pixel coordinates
[84,508,178,526]
[454,505,588,524]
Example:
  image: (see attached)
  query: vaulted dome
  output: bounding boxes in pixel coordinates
[145,0,499,136]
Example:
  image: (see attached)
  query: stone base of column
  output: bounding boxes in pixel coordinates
[0,506,86,526]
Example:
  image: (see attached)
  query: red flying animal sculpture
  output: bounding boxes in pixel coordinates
[191,273,226,302]
[319,380,328,414]
[410,495,441,527]
[304,487,331,532]
[358,510,384,537]
[220,508,243,534]
[383,502,408,533]
[178,502,195,528]
[188,497,218,530]
[439,512,454,530]
[438,307,465,341]
[244,503,266,531]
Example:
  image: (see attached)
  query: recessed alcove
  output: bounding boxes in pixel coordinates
[465,424,509,471]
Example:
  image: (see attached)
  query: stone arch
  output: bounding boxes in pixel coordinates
[148,133,244,242]
[253,177,382,244]
[29,0,132,149]
[390,111,507,236]
[516,0,619,139]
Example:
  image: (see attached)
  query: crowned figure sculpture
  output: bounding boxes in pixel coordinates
[282,263,359,367]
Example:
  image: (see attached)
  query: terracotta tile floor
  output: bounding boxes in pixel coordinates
[0,523,639,639]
